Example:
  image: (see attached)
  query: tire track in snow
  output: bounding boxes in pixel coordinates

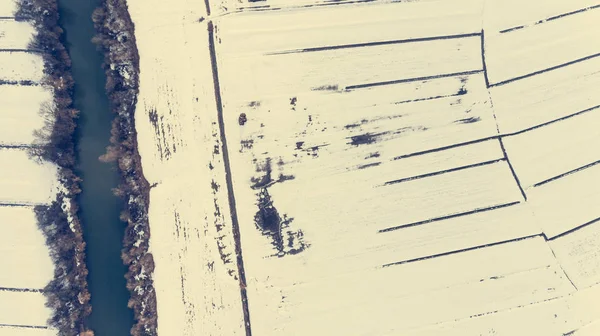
[379,201,521,233]
[383,158,504,186]
[534,160,600,188]
[346,69,483,90]
[392,104,600,161]
[489,52,600,87]
[499,4,600,34]
[267,32,481,55]
[383,233,541,267]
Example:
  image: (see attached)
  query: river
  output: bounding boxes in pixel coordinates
[57,0,134,335]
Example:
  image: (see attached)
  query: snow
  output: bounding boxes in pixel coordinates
[482,0,599,33]
[0,0,16,17]
[0,85,53,145]
[484,4,600,86]
[527,163,600,239]
[0,207,53,289]
[502,105,600,188]
[0,8,59,333]
[0,328,55,336]
[129,0,600,334]
[410,284,600,335]
[574,320,600,336]
[549,221,600,290]
[127,0,246,334]
[490,55,600,135]
[0,149,59,204]
[0,20,36,50]
[0,291,52,327]
[0,52,44,82]
[217,0,484,54]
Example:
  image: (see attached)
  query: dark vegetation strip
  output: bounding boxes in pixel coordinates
[0,48,43,53]
[208,21,253,336]
[393,104,600,161]
[499,4,600,34]
[0,202,38,207]
[0,79,39,85]
[204,0,211,16]
[534,159,600,187]
[509,104,600,137]
[393,137,498,160]
[497,138,527,201]
[394,91,465,105]
[489,52,600,87]
[0,144,38,149]
[384,159,504,186]
[346,70,482,90]
[549,217,600,241]
[379,201,521,233]
[498,25,525,34]
[382,234,541,267]
[0,323,49,329]
[480,30,490,88]
[92,1,157,335]
[15,1,92,335]
[0,287,43,293]
[267,32,481,55]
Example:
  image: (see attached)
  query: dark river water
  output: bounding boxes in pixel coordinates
[57,0,134,335]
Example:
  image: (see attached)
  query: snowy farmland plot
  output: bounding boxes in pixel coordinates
[128,0,600,334]
[0,4,58,334]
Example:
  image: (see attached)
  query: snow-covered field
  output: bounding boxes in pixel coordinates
[128,0,600,334]
[0,1,57,334]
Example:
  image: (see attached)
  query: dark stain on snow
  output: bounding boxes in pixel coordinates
[357,162,381,170]
[295,141,304,149]
[240,139,254,152]
[211,180,220,192]
[365,152,380,159]
[345,114,403,129]
[455,116,481,124]
[392,125,428,135]
[277,173,295,182]
[312,84,339,91]
[254,188,309,256]
[344,120,367,129]
[148,107,172,160]
[290,97,297,106]
[248,101,261,107]
[238,113,247,125]
[348,132,388,146]
[251,157,296,188]
[251,157,273,189]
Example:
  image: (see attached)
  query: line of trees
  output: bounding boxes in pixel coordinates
[92,1,158,335]
[16,0,92,335]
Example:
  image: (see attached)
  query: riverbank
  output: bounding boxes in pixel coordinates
[14,0,92,335]
[119,0,249,333]
[91,1,157,334]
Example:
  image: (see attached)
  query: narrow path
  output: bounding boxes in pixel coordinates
[208,21,253,336]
